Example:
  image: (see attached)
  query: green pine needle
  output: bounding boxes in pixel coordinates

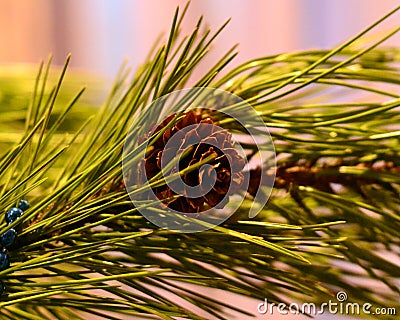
[0,3,399,319]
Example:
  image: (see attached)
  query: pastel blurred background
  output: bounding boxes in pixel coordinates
[0,0,399,78]
[0,1,398,319]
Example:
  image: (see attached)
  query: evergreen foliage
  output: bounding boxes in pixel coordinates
[0,4,399,319]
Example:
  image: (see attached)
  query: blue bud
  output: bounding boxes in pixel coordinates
[0,252,10,270]
[5,208,23,224]
[18,199,30,211]
[0,229,16,248]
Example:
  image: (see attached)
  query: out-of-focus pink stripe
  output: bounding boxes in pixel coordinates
[0,0,398,75]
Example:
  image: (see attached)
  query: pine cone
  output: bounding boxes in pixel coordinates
[144,110,245,215]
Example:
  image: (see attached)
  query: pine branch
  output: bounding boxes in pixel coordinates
[0,3,399,319]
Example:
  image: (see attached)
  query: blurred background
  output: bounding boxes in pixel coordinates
[0,1,398,319]
[0,0,399,78]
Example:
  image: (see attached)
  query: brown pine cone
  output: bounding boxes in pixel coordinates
[143,110,245,215]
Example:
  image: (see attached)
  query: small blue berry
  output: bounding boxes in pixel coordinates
[0,252,9,270]
[0,229,16,248]
[18,199,30,211]
[0,280,4,295]
[5,208,23,224]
